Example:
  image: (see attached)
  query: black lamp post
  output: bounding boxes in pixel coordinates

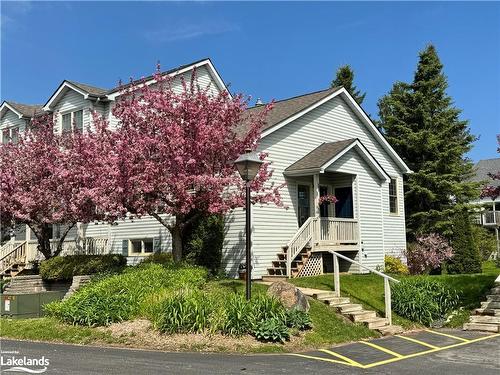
[234,148,264,300]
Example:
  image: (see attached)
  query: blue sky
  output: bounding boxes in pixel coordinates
[1,1,499,162]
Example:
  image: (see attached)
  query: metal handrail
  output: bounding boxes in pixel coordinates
[328,250,399,325]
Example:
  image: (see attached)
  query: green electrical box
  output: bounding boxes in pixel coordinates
[0,291,66,319]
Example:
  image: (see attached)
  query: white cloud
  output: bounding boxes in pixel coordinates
[144,20,239,43]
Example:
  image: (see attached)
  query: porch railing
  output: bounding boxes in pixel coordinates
[482,211,500,226]
[286,217,360,277]
[0,241,27,275]
[25,237,110,263]
[329,250,399,325]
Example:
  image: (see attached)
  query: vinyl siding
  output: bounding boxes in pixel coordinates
[0,110,27,141]
[223,95,406,277]
[51,88,92,133]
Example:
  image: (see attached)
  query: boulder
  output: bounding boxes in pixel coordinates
[267,281,310,312]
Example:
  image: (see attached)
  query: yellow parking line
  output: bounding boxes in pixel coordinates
[396,334,439,349]
[424,329,469,342]
[359,341,404,358]
[319,349,364,367]
[286,353,360,367]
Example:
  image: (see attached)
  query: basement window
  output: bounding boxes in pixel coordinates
[129,238,154,255]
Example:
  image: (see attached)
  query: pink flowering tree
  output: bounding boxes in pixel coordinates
[103,68,283,261]
[404,233,454,275]
[481,135,500,200]
[0,114,115,259]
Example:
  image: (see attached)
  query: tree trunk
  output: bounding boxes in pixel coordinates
[171,225,183,262]
[31,223,53,260]
[54,223,76,257]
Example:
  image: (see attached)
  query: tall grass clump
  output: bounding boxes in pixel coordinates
[45,264,208,326]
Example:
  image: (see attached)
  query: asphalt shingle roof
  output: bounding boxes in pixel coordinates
[243,86,343,132]
[285,139,357,173]
[471,158,500,187]
[6,101,44,117]
[66,81,108,97]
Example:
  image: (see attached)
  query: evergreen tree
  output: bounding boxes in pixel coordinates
[331,65,366,104]
[447,210,482,274]
[378,45,478,237]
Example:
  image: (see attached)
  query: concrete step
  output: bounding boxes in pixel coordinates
[338,303,363,313]
[463,323,499,333]
[486,295,500,302]
[348,310,377,322]
[376,325,404,335]
[473,308,500,316]
[363,317,389,329]
[490,287,500,294]
[481,301,500,309]
[469,315,500,324]
[313,291,338,299]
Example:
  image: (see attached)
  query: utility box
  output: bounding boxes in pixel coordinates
[0,291,65,319]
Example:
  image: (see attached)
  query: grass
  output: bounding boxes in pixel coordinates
[289,261,499,329]
[0,317,119,345]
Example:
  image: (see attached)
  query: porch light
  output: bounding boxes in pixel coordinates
[234,148,264,300]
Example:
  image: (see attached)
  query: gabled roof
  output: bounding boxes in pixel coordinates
[0,101,44,119]
[471,158,500,187]
[244,86,411,174]
[42,58,228,110]
[284,138,390,181]
[245,87,342,132]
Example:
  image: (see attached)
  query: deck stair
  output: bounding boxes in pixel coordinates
[463,276,500,333]
[308,288,404,335]
[263,245,311,281]
[0,241,28,278]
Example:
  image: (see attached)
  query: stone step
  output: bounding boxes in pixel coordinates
[377,325,404,336]
[490,287,500,294]
[338,303,363,313]
[321,297,351,306]
[486,295,500,302]
[348,310,377,322]
[469,315,500,324]
[313,291,338,299]
[473,308,500,316]
[481,301,500,309]
[463,323,499,333]
[364,317,389,329]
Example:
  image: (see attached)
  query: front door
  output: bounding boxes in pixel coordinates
[297,185,310,226]
[335,187,354,218]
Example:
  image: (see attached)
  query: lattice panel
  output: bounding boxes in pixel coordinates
[297,253,323,277]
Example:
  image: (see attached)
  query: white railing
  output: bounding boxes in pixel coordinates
[286,217,315,277]
[286,217,360,277]
[0,241,27,275]
[25,237,109,263]
[329,250,399,326]
[318,217,359,245]
[482,211,500,226]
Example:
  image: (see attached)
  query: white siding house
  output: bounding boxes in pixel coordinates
[1,58,411,278]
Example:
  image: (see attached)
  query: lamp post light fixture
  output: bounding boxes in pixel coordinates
[234,148,264,300]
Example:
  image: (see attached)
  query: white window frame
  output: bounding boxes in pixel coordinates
[389,177,399,215]
[128,238,154,256]
[60,109,84,134]
[1,127,20,144]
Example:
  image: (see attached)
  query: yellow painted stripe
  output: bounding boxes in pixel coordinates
[359,341,404,358]
[319,349,364,367]
[396,334,439,349]
[286,353,358,367]
[363,333,500,369]
[424,329,469,342]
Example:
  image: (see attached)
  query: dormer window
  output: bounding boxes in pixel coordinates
[61,109,84,133]
[2,127,19,144]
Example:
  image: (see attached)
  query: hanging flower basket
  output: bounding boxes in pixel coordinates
[319,195,338,205]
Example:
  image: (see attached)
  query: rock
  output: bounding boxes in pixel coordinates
[267,281,310,312]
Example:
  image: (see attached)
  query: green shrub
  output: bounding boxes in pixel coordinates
[384,255,409,275]
[45,264,208,326]
[40,254,126,281]
[392,278,460,325]
[220,293,255,336]
[447,211,482,274]
[253,317,290,343]
[285,308,312,330]
[471,225,497,261]
[185,214,224,274]
[140,252,173,266]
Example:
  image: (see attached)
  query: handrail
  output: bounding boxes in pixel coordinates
[328,250,399,325]
[286,217,315,277]
[0,241,27,262]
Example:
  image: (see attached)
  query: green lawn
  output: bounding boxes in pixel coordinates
[289,262,499,329]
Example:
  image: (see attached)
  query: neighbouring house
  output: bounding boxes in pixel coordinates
[0,58,411,279]
[470,157,500,257]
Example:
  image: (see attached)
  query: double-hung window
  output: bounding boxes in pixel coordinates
[1,127,19,144]
[389,178,398,214]
[62,113,72,133]
[2,129,10,144]
[73,110,83,132]
[61,110,84,133]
